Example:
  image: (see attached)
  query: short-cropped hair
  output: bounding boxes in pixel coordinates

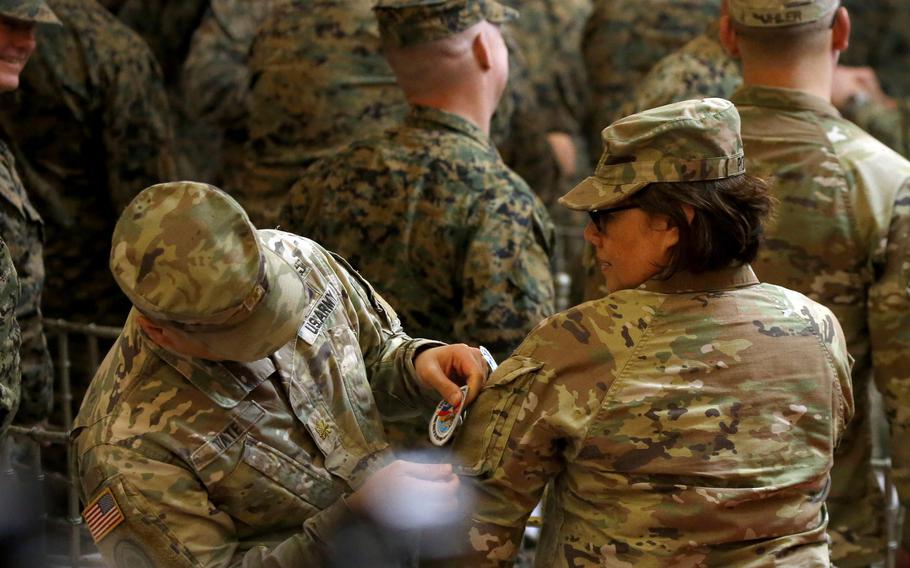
[629,174,775,278]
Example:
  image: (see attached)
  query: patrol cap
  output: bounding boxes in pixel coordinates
[110,182,308,362]
[374,0,518,48]
[561,98,745,212]
[0,0,60,24]
[729,0,839,28]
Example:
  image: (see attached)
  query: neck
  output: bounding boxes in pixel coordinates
[741,55,835,102]
[406,92,493,136]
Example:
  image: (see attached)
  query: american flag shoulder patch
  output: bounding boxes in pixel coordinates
[83,486,125,544]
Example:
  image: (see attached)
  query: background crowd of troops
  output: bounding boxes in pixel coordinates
[0,0,908,565]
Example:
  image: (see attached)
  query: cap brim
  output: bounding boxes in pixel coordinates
[191,241,308,362]
[558,176,648,212]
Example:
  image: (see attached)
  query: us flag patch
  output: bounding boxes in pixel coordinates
[83,487,124,544]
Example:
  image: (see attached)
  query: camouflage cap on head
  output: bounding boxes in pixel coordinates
[729,0,839,28]
[0,0,60,24]
[374,0,518,48]
[110,182,308,362]
[560,98,746,212]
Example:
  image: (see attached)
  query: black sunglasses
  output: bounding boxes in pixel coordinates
[588,203,640,229]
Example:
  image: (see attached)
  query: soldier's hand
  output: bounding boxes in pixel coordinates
[415,344,488,407]
[345,460,461,529]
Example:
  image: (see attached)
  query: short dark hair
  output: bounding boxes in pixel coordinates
[626,174,774,278]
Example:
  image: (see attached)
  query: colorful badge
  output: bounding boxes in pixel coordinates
[429,385,470,446]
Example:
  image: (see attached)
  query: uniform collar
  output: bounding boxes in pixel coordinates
[405,104,491,147]
[641,264,760,294]
[732,85,841,119]
[136,310,278,409]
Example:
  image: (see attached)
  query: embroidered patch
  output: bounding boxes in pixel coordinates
[299,286,338,345]
[429,386,470,447]
[83,487,124,544]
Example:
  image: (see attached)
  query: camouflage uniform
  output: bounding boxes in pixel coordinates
[0,141,51,423]
[842,96,910,160]
[454,99,854,567]
[0,237,20,437]
[239,0,408,227]
[283,105,556,361]
[0,0,177,327]
[74,182,447,567]
[734,84,910,567]
[581,0,721,158]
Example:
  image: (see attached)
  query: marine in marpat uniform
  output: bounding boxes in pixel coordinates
[721,0,910,563]
[281,0,556,362]
[0,0,177,329]
[73,181,489,567]
[452,98,853,566]
[0,237,20,437]
[0,0,57,425]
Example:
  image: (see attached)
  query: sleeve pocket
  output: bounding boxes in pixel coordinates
[454,355,544,477]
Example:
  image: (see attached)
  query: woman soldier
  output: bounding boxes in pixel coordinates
[451,98,853,567]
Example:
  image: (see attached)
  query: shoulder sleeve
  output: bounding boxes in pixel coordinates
[0,238,19,436]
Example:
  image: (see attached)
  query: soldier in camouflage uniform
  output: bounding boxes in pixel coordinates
[581,0,721,160]
[0,0,177,330]
[0,238,20,438]
[0,0,57,425]
[720,1,910,564]
[281,0,556,362]
[73,181,489,567]
[452,98,854,566]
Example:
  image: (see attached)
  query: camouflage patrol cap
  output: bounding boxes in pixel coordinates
[729,0,839,28]
[374,0,518,48]
[0,0,60,24]
[561,98,746,211]
[110,182,308,362]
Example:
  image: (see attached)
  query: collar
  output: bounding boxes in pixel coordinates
[136,310,278,409]
[732,85,841,119]
[641,264,760,295]
[405,105,491,148]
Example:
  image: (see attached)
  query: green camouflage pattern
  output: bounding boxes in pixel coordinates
[562,98,745,212]
[0,141,51,424]
[453,265,853,566]
[0,0,177,327]
[733,84,910,563]
[499,0,591,137]
[582,0,721,158]
[844,96,910,160]
[0,0,58,23]
[238,0,408,227]
[374,0,518,48]
[729,0,838,28]
[0,236,20,437]
[282,106,556,361]
[845,0,910,98]
[111,182,308,363]
[618,24,742,118]
[74,231,445,567]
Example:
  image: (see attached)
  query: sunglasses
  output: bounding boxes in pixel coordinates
[588,203,640,230]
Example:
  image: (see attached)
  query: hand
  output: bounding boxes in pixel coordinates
[546,132,577,180]
[832,65,894,110]
[415,344,488,407]
[346,460,461,530]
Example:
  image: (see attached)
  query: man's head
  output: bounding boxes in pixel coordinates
[110,182,309,362]
[720,0,850,71]
[0,0,58,91]
[374,0,516,120]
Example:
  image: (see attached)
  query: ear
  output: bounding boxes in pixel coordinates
[472,27,492,71]
[831,7,850,53]
[719,15,740,57]
[136,313,172,348]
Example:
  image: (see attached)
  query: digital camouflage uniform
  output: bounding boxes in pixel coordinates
[454,99,854,567]
[0,237,21,438]
[0,141,51,424]
[581,0,721,159]
[238,0,408,227]
[74,182,447,567]
[283,105,556,362]
[734,84,910,567]
[0,0,177,327]
[0,0,58,424]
